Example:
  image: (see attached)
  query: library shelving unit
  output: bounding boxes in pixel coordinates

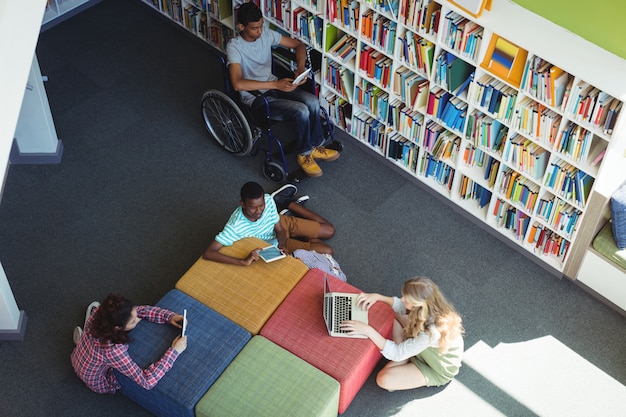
[42,0,100,28]
[141,0,626,281]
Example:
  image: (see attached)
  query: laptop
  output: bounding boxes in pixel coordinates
[323,274,368,338]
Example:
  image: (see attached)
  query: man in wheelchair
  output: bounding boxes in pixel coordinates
[226,2,340,178]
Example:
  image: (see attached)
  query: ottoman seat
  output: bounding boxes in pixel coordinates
[175,237,309,334]
[115,289,251,417]
[260,268,395,414]
[196,336,340,417]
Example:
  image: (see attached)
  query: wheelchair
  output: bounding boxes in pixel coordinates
[200,48,341,183]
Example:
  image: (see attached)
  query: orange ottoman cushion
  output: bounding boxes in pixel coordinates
[176,237,308,334]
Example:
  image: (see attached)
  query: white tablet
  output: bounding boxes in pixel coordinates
[258,246,286,263]
[292,68,312,85]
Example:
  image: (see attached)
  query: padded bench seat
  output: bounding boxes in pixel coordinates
[196,335,340,417]
[175,237,309,334]
[593,221,626,270]
[260,268,395,414]
[115,289,251,417]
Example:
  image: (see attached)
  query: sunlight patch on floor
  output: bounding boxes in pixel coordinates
[389,379,507,417]
[462,335,626,417]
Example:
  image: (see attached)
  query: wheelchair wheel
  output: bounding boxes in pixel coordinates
[201,90,253,156]
[263,159,286,183]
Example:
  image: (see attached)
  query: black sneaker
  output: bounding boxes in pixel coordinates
[271,184,298,211]
[279,195,310,215]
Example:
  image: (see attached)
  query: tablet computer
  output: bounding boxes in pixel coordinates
[292,68,311,85]
[258,246,286,263]
[181,309,187,337]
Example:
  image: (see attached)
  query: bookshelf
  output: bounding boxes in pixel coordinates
[42,0,101,28]
[141,0,626,281]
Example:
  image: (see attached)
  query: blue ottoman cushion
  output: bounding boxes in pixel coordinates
[115,289,251,417]
[610,181,626,249]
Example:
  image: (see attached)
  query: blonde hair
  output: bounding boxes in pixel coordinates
[401,277,464,353]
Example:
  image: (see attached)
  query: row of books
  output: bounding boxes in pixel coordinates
[440,11,483,61]
[206,0,230,19]
[435,51,474,96]
[352,111,386,153]
[458,175,492,209]
[397,32,434,78]
[387,100,423,141]
[483,155,500,187]
[502,133,549,180]
[469,75,518,122]
[354,81,389,121]
[359,46,393,88]
[499,169,540,212]
[535,197,581,238]
[368,0,399,19]
[163,0,183,22]
[564,83,622,136]
[527,222,570,262]
[554,122,592,163]
[399,0,440,37]
[493,199,530,240]
[325,93,352,131]
[361,11,396,55]
[208,20,233,50]
[433,92,464,132]
[264,0,290,26]
[544,160,593,206]
[328,0,359,32]
[466,112,507,153]
[430,131,460,162]
[419,154,455,190]
[182,5,207,38]
[514,97,561,143]
[326,60,354,103]
[326,33,358,63]
[461,144,486,168]
[521,57,571,108]
[393,68,428,111]
[388,133,419,172]
[292,8,323,48]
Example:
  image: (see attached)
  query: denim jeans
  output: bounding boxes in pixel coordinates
[251,88,324,155]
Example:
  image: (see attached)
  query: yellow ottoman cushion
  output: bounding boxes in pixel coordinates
[175,237,308,334]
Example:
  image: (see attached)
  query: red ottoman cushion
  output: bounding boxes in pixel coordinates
[260,268,394,414]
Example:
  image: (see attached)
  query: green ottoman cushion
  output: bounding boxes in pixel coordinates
[196,336,339,417]
[593,220,626,270]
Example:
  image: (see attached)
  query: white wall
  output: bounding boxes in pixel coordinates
[0,0,48,334]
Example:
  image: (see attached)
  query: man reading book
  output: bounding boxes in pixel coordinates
[226,2,340,177]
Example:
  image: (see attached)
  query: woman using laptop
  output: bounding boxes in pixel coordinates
[341,277,464,391]
[71,293,187,393]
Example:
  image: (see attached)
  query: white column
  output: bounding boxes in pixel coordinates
[12,53,63,162]
[0,262,27,340]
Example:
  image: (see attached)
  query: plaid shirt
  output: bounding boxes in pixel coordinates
[71,305,179,394]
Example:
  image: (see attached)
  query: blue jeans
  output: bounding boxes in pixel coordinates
[251,88,324,155]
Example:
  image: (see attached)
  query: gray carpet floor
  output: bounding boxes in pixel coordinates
[0,1,624,416]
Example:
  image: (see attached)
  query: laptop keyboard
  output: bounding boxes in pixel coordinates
[334,296,352,333]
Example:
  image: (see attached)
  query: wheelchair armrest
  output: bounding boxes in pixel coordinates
[247,90,272,122]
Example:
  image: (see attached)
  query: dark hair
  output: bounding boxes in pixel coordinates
[90,293,134,344]
[237,1,262,26]
[240,181,264,202]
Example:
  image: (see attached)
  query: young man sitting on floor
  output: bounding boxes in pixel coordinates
[203,182,335,266]
[226,2,339,177]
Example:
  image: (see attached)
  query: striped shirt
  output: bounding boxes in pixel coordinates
[71,305,179,394]
[215,194,280,246]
